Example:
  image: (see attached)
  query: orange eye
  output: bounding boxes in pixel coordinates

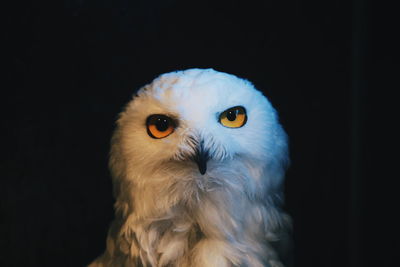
[146,114,176,139]
[219,106,247,128]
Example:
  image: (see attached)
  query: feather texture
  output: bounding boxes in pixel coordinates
[89,69,291,267]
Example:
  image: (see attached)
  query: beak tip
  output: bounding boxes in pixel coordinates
[199,167,207,175]
[192,139,209,175]
[195,155,208,176]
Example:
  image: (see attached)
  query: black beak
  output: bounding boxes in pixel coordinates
[193,142,209,175]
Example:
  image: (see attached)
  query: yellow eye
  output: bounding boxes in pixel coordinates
[146,114,176,139]
[219,106,247,128]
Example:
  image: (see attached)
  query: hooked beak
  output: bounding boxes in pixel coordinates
[192,141,209,175]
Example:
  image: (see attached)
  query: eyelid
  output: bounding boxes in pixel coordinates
[145,114,179,126]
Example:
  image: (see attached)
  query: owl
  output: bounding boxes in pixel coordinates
[89,69,291,267]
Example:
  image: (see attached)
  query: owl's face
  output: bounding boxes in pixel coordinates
[113,69,287,184]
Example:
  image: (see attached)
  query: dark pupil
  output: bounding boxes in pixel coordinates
[155,118,169,131]
[226,110,237,121]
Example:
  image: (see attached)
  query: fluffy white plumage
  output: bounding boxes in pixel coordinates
[90,69,291,267]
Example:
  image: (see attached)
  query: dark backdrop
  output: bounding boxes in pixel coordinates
[2,0,395,266]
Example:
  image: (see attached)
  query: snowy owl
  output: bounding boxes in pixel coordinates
[89,69,291,267]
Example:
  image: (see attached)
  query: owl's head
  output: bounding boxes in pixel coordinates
[110,69,288,199]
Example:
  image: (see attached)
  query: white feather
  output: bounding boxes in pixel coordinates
[89,68,291,267]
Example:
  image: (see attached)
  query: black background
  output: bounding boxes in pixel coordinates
[2,0,397,266]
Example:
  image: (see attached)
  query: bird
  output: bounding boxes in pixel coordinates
[89,68,291,267]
